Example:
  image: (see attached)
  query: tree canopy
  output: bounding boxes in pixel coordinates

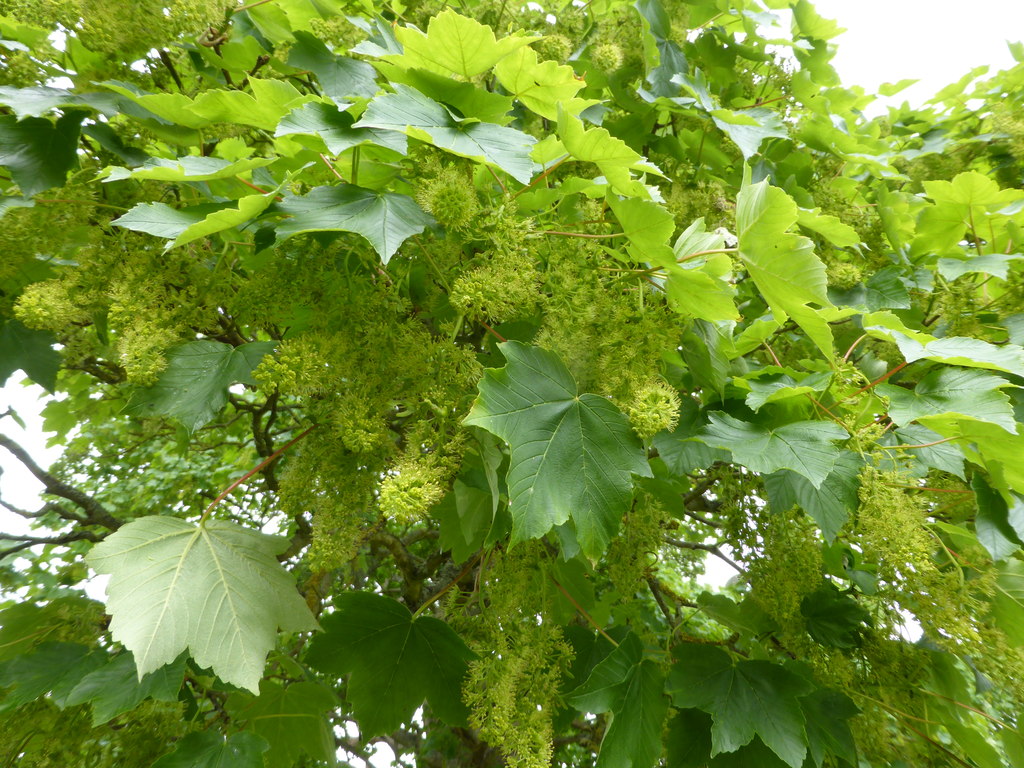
[3,0,1024,766]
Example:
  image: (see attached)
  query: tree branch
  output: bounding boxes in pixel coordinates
[0,529,100,558]
[663,536,742,572]
[0,434,121,531]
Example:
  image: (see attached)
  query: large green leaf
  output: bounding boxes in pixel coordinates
[354,84,537,183]
[667,644,814,768]
[113,201,230,240]
[305,592,474,737]
[991,559,1024,646]
[274,184,433,262]
[463,342,652,559]
[568,634,667,768]
[384,8,537,78]
[229,681,338,766]
[0,111,84,195]
[85,516,318,693]
[800,582,871,648]
[101,155,273,183]
[736,179,833,355]
[125,340,275,432]
[151,732,269,768]
[557,109,662,197]
[64,653,185,724]
[877,368,1017,433]
[699,413,848,488]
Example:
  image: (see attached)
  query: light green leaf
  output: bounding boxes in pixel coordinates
[354,84,537,183]
[743,370,832,412]
[276,101,408,155]
[557,108,662,197]
[0,85,117,118]
[865,319,1024,379]
[113,201,229,240]
[188,79,312,131]
[463,342,652,558]
[151,732,269,768]
[169,192,277,250]
[125,341,275,432]
[0,111,83,195]
[101,155,274,183]
[86,516,318,693]
[274,184,433,263]
[700,412,848,488]
[709,106,789,159]
[668,644,814,768]
[607,195,674,259]
[991,559,1024,646]
[877,368,1017,433]
[494,45,594,120]
[737,179,833,355]
[64,653,185,725]
[796,207,860,247]
[385,8,538,78]
[229,681,338,766]
[305,592,474,737]
[938,253,1024,280]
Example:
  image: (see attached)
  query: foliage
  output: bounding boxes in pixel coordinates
[3,0,1024,766]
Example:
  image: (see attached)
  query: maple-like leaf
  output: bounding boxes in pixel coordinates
[86,517,318,693]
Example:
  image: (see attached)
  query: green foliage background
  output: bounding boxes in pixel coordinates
[3,0,1024,765]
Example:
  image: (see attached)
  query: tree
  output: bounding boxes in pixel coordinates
[3,0,1024,765]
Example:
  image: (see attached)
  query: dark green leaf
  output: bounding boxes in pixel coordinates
[275,184,433,263]
[700,412,848,488]
[764,451,862,542]
[800,688,859,767]
[151,731,269,768]
[0,318,60,392]
[800,582,871,648]
[355,84,537,183]
[667,644,814,768]
[288,31,379,103]
[973,475,1024,561]
[64,653,185,724]
[464,342,652,559]
[125,340,275,432]
[0,111,85,195]
[275,101,407,155]
[305,592,474,737]
[0,642,105,708]
[229,680,338,765]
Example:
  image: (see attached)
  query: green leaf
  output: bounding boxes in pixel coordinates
[657,218,738,321]
[667,644,814,768]
[64,653,185,725]
[557,109,662,197]
[288,31,379,103]
[187,79,311,131]
[113,201,230,240]
[463,342,652,559]
[743,370,832,412]
[700,412,848,488]
[569,634,667,768]
[305,592,474,737]
[799,689,859,767]
[665,708,715,768]
[0,111,84,195]
[354,84,537,183]
[274,184,433,262]
[0,86,117,119]
[125,340,275,432]
[938,252,1024,281]
[101,155,273,183]
[800,582,871,648]
[797,207,860,247]
[878,424,966,479]
[991,559,1024,646]
[763,451,861,542]
[608,195,674,258]
[0,598,99,663]
[168,193,278,250]
[0,642,105,709]
[385,8,537,78]
[151,732,269,768]
[229,681,338,766]
[0,318,60,392]
[275,101,407,155]
[973,475,1024,561]
[877,368,1017,433]
[494,45,594,120]
[736,179,833,355]
[85,516,318,693]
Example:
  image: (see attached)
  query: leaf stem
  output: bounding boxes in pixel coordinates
[200,424,317,525]
[677,247,737,263]
[841,361,907,402]
[541,230,625,239]
[512,158,566,199]
[412,552,482,620]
